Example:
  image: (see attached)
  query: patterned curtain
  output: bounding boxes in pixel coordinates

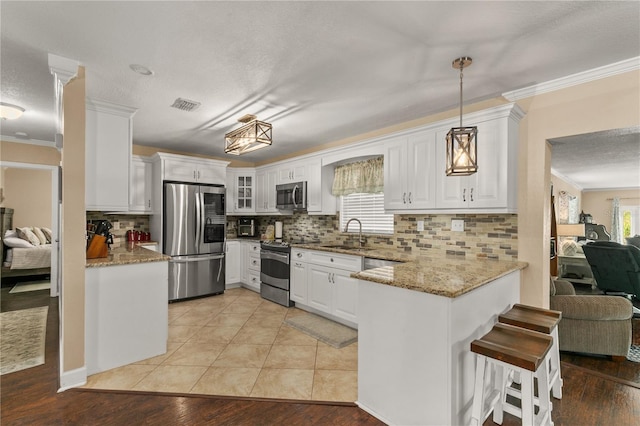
[611,197,623,243]
[331,156,384,196]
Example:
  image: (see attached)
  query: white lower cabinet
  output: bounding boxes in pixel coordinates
[225,241,241,287]
[291,249,361,326]
[241,241,261,292]
[85,261,168,376]
[290,249,308,304]
[308,264,334,313]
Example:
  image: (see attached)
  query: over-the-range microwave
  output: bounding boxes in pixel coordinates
[276,181,307,211]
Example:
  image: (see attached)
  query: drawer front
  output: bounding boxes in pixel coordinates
[246,242,261,253]
[248,253,261,272]
[308,250,362,271]
[291,248,308,262]
[246,270,261,290]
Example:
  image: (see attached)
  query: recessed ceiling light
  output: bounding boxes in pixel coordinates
[129,64,154,76]
[0,102,25,120]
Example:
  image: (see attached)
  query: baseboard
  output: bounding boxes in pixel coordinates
[58,366,87,392]
[356,401,392,425]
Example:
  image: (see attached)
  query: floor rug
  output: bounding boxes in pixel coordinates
[628,345,640,363]
[9,280,50,294]
[284,312,357,349]
[0,306,48,375]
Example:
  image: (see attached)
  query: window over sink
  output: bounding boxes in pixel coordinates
[340,193,394,235]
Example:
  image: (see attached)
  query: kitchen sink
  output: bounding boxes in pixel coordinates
[363,257,402,270]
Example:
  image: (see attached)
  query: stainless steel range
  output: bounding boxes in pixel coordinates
[260,241,293,307]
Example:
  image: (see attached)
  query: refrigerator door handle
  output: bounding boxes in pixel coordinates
[195,189,201,248]
[216,256,223,282]
[170,254,225,263]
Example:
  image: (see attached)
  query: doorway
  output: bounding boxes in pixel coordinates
[0,161,60,298]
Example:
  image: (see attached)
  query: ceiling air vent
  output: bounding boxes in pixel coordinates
[171,98,201,112]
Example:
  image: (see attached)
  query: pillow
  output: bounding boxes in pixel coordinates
[41,227,53,243]
[16,227,40,246]
[32,227,48,245]
[4,229,17,239]
[3,237,35,248]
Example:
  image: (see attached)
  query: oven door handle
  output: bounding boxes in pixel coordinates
[261,250,290,263]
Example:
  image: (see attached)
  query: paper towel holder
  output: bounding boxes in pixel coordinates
[275,221,283,242]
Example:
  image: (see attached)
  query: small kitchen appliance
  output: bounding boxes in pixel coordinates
[276,181,307,211]
[237,217,257,237]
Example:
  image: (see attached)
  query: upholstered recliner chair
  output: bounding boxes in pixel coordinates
[582,241,640,300]
[550,278,633,360]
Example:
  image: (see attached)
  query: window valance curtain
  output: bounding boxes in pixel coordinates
[331,156,384,196]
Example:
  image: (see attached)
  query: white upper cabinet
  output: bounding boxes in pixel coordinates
[278,162,306,184]
[85,99,137,211]
[384,130,437,211]
[306,157,337,215]
[434,104,522,212]
[159,153,229,185]
[227,169,255,214]
[130,156,153,213]
[256,167,279,213]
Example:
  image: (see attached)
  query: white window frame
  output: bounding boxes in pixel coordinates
[621,205,640,237]
[340,192,394,235]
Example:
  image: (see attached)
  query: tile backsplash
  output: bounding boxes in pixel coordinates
[229,213,518,260]
[86,212,150,248]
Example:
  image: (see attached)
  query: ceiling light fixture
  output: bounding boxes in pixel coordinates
[224,114,272,155]
[446,57,478,176]
[0,102,25,120]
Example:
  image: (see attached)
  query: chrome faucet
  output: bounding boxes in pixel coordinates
[344,218,364,248]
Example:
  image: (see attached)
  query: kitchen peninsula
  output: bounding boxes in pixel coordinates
[353,253,527,426]
[85,243,170,375]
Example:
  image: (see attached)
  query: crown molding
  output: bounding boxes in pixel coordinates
[0,135,56,147]
[48,53,79,85]
[503,56,640,101]
[551,168,584,192]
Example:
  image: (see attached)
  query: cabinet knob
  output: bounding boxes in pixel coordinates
[330,258,334,262]
[297,252,302,258]
[408,192,412,204]
[463,188,466,202]
[402,192,406,204]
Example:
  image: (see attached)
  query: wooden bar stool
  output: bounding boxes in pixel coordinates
[470,323,554,426]
[499,303,563,399]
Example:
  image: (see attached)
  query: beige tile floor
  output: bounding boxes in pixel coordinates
[83,287,358,402]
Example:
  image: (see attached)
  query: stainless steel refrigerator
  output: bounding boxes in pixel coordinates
[164,182,226,301]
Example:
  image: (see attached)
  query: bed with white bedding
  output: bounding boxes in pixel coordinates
[1,221,52,279]
[3,245,51,270]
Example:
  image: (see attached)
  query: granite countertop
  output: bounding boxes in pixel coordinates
[86,242,170,268]
[292,243,527,298]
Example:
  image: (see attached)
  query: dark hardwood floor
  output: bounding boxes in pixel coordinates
[1,287,638,425]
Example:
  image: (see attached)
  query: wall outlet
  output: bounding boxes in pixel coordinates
[417,220,424,232]
[112,222,120,230]
[451,219,464,232]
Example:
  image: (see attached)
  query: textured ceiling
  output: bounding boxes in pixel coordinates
[1,1,639,188]
[549,127,640,191]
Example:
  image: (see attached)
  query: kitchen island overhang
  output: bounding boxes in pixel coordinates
[354,256,526,426]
